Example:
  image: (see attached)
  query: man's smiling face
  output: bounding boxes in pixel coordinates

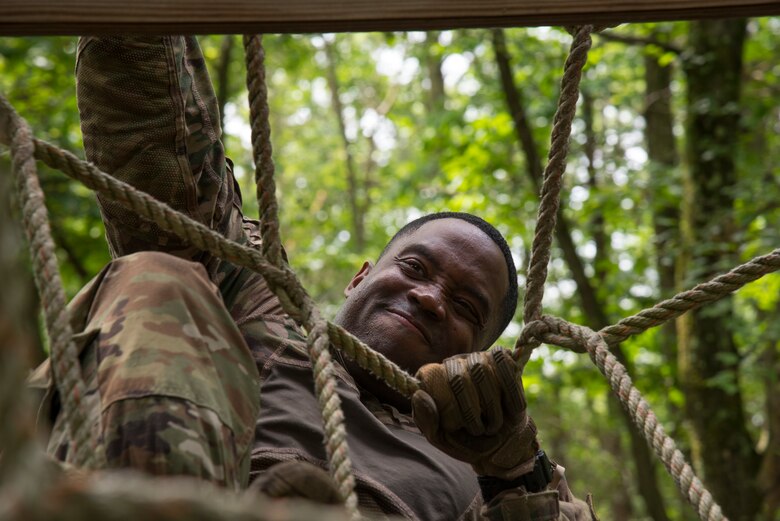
[334,218,509,374]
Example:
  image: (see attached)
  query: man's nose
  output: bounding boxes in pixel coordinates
[408,284,446,321]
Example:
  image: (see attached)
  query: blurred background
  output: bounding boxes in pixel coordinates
[1,19,778,521]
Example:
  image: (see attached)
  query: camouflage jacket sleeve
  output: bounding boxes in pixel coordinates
[76,36,245,272]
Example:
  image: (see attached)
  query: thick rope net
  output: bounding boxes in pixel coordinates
[1,27,778,521]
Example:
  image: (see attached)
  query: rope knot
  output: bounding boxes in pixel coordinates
[514,318,548,352]
[514,316,597,371]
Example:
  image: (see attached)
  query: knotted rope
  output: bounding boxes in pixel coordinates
[518,316,726,521]
[0,97,104,470]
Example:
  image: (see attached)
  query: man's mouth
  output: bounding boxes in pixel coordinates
[386,308,431,345]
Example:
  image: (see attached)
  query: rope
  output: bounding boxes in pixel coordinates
[517,316,727,521]
[244,34,283,268]
[0,146,42,483]
[306,320,358,515]
[514,249,780,364]
[327,322,420,397]
[599,248,780,345]
[522,25,594,326]
[0,96,104,469]
[246,35,360,515]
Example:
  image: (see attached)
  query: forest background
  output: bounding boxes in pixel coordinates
[1,17,779,521]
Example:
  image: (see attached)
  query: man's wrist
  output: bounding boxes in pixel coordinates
[478,450,554,502]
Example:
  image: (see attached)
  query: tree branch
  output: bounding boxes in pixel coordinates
[597,31,682,55]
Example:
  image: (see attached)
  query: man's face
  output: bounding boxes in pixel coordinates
[334,218,509,374]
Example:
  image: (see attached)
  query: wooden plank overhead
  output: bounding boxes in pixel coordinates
[0,0,779,35]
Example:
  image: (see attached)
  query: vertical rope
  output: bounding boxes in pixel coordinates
[522,25,594,326]
[0,131,40,483]
[0,97,103,469]
[243,34,283,267]
[242,39,360,517]
[307,320,360,518]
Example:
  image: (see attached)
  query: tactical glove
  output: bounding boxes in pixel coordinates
[412,348,539,480]
[250,460,342,505]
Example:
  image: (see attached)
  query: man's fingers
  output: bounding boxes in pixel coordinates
[491,349,525,424]
[468,352,503,435]
[411,390,441,442]
[446,355,485,437]
[416,362,462,432]
[415,352,540,479]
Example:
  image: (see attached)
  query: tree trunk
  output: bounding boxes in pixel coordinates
[423,31,445,114]
[581,94,637,518]
[643,32,702,521]
[757,302,780,520]
[581,91,608,283]
[323,37,366,252]
[216,35,236,135]
[679,18,761,521]
[492,28,671,521]
[644,32,681,376]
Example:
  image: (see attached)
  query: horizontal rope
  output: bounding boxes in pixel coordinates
[327,322,420,397]
[518,316,728,521]
[599,248,780,345]
[515,249,780,368]
[22,128,418,401]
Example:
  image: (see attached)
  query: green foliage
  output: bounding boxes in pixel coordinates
[2,20,780,520]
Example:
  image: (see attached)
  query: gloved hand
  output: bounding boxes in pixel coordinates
[249,460,342,505]
[412,348,539,480]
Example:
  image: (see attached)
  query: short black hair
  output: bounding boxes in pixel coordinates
[379,212,518,348]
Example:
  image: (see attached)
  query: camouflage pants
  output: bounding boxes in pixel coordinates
[29,35,264,488]
[45,251,261,489]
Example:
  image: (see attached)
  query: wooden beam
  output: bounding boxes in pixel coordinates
[1,0,778,36]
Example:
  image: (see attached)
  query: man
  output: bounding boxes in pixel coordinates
[31,35,594,520]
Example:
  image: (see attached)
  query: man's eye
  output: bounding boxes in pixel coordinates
[402,259,425,274]
[454,299,479,323]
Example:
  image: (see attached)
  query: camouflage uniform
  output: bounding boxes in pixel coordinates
[30,36,593,520]
[30,35,263,489]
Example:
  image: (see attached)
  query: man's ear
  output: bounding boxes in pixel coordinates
[344,261,373,298]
